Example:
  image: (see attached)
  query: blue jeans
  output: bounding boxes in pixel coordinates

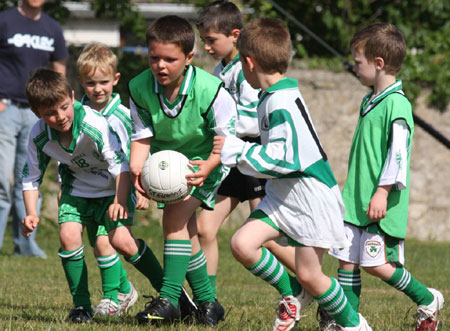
[0,102,46,257]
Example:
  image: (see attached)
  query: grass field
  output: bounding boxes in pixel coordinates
[0,206,448,331]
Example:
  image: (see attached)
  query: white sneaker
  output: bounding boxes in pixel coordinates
[416,288,444,331]
[118,281,138,313]
[93,298,121,316]
[296,287,313,312]
[273,295,300,331]
[333,313,372,331]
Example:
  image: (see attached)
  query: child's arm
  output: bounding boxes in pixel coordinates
[366,185,392,222]
[22,189,40,236]
[187,153,221,187]
[108,171,131,221]
[129,138,151,194]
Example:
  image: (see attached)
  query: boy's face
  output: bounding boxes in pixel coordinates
[79,69,120,111]
[352,49,376,87]
[34,92,75,133]
[148,41,194,90]
[199,28,237,61]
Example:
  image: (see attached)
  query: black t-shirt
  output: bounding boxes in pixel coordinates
[0,8,68,103]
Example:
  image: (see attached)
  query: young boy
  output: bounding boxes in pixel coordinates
[327,23,444,331]
[21,68,164,323]
[196,0,297,299]
[213,18,372,331]
[128,15,236,327]
[75,42,150,315]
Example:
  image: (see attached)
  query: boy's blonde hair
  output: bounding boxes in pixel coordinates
[146,15,195,56]
[26,68,72,111]
[77,42,118,77]
[350,22,406,75]
[237,18,291,74]
[196,0,243,36]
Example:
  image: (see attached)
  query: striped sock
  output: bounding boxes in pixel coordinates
[315,277,359,327]
[118,259,131,294]
[209,275,217,298]
[186,250,215,304]
[384,266,434,306]
[160,240,192,307]
[338,269,361,312]
[59,245,91,311]
[97,253,121,304]
[248,247,293,296]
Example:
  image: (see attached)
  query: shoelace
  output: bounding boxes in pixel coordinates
[277,298,295,319]
[142,295,160,310]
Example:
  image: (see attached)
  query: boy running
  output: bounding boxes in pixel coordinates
[328,23,444,331]
[129,15,236,327]
[213,18,372,331]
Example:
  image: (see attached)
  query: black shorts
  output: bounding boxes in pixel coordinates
[218,167,266,202]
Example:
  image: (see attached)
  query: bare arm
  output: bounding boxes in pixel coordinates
[22,189,40,236]
[108,171,131,221]
[130,138,151,194]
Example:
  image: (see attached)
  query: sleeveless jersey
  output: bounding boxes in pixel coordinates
[342,80,414,238]
[22,101,129,198]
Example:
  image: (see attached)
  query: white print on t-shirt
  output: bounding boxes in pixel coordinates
[8,33,55,52]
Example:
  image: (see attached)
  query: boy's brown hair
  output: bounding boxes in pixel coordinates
[77,42,118,77]
[196,0,243,36]
[350,22,406,75]
[237,18,291,74]
[146,15,195,56]
[26,68,72,112]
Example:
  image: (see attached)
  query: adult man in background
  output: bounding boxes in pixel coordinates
[0,0,68,257]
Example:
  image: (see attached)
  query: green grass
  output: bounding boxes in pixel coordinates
[0,207,448,330]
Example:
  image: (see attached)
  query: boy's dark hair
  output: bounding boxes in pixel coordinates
[237,18,291,74]
[146,15,195,56]
[26,68,72,111]
[350,22,406,75]
[196,0,243,36]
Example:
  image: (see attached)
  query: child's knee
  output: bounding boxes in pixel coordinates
[59,229,82,250]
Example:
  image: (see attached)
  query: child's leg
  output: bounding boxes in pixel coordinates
[296,246,362,328]
[59,222,91,312]
[197,194,239,297]
[338,261,362,313]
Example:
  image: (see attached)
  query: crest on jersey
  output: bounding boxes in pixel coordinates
[365,240,382,258]
[261,115,270,131]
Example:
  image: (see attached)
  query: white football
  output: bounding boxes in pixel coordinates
[141,150,195,204]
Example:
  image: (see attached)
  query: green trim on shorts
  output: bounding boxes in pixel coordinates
[249,209,304,247]
[365,223,401,263]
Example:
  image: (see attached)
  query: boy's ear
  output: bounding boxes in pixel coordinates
[70,90,75,104]
[231,29,240,43]
[113,72,121,86]
[245,56,257,72]
[186,51,194,65]
[374,56,385,70]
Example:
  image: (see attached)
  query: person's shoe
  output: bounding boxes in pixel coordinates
[179,287,198,322]
[317,306,335,330]
[135,296,181,324]
[273,295,300,331]
[92,298,121,316]
[296,287,313,312]
[416,288,444,331]
[68,306,93,323]
[333,313,372,330]
[196,299,225,327]
[118,281,138,313]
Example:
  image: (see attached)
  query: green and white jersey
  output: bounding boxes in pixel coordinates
[214,54,260,138]
[81,93,132,160]
[22,101,129,198]
[342,80,414,239]
[221,78,338,187]
[129,65,236,160]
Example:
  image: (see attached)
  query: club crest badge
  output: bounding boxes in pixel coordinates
[365,240,382,258]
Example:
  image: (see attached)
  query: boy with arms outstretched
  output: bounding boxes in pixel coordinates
[214,18,372,331]
[196,0,297,299]
[327,23,444,331]
[21,69,164,323]
[129,15,236,327]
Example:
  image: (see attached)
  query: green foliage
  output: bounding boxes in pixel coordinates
[243,0,450,111]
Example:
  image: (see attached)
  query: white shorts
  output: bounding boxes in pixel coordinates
[328,223,404,267]
[256,176,349,249]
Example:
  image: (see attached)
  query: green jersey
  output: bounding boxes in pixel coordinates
[342,80,414,238]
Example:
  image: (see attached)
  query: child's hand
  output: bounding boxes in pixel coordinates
[213,136,226,154]
[132,173,148,196]
[366,187,390,222]
[22,215,39,237]
[136,190,150,210]
[108,203,129,221]
[186,160,210,187]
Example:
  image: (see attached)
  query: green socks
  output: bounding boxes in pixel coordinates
[384,266,434,306]
[248,247,293,297]
[96,253,122,304]
[160,240,192,307]
[59,246,91,311]
[186,250,215,304]
[315,277,360,328]
[208,275,217,298]
[126,238,164,292]
[338,269,361,312]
